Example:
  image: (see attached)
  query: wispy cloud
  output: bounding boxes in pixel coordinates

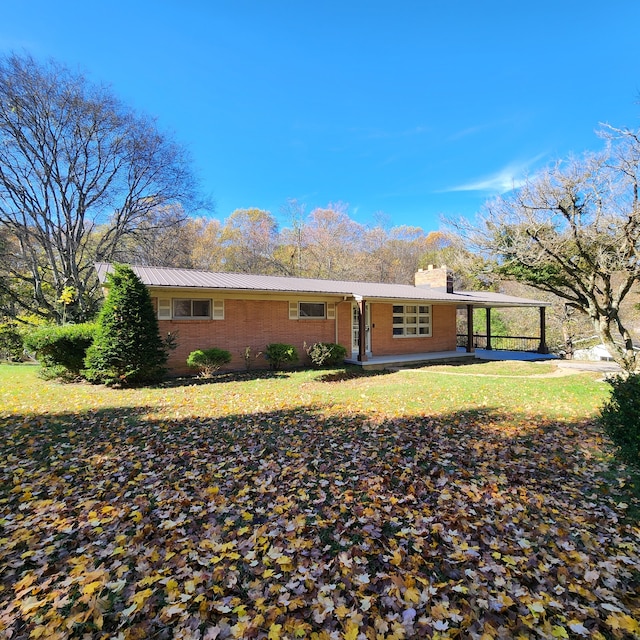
[447,114,530,142]
[448,123,492,141]
[445,154,547,194]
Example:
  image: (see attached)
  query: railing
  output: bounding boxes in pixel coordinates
[457,334,543,352]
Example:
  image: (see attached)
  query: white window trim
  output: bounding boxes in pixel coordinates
[392,303,432,338]
[289,301,335,320]
[157,298,224,320]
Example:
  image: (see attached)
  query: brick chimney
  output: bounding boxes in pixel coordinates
[415,265,454,293]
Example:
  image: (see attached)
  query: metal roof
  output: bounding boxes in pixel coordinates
[94,263,548,308]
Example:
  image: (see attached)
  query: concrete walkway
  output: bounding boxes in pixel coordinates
[551,359,622,374]
[345,347,623,374]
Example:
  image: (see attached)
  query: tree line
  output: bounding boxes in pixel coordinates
[2,52,640,371]
[113,203,461,283]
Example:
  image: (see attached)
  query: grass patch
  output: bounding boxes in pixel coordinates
[416,359,559,376]
[0,363,637,639]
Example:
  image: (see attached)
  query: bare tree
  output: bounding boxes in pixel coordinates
[360,225,435,284]
[303,204,365,280]
[0,53,200,322]
[456,127,640,371]
[220,208,286,274]
[279,198,306,276]
[188,217,225,271]
[110,204,195,268]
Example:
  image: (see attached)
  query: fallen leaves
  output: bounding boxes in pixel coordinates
[0,370,638,639]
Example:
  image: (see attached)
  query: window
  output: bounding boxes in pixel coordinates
[299,302,326,318]
[392,304,431,337]
[289,301,335,319]
[173,299,212,319]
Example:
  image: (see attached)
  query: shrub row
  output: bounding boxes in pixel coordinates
[186,342,348,376]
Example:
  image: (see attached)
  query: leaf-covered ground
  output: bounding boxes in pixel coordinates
[0,365,638,639]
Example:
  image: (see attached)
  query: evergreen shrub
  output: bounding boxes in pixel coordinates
[599,373,640,468]
[187,348,232,377]
[264,343,298,370]
[85,264,167,385]
[24,323,96,379]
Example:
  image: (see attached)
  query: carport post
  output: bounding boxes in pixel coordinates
[538,306,549,354]
[485,307,492,351]
[466,304,474,353]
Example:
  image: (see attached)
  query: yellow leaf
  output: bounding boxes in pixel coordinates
[131,587,154,611]
[19,596,46,615]
[268,623,282,640]
[404,586,421,603]
[551,626,569,638]
[82,580,103,597]
[605,612,640,633]
[166,578,179,592]
[343,621,359,640]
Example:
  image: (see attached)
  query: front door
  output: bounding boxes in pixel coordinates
[352,302,371,355]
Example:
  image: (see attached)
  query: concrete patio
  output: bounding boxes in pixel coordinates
[344,347,558,370]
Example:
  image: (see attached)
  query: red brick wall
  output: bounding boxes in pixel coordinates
[160,299,341,374]
[369,303,457,356]
[158,298,457,374]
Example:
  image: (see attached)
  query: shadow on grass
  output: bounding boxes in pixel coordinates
[1,403,633,512]
[1,403,638,637]
[158,365,395,387]
[158,368,292,387]
[315,366,395,383]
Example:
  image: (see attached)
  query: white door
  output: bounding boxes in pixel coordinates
[352,303,371,355]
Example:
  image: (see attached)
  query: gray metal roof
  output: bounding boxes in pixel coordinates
[94,263,548,308]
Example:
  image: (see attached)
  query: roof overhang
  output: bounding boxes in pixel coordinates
[95,263,550,309]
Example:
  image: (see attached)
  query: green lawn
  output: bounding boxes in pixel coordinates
[0,363,638,639]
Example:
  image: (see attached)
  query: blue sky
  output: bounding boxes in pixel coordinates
[2,1,640,232]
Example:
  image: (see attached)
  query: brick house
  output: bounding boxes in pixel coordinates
[95,263,549,374]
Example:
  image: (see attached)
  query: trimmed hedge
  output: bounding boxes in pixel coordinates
[264,343,298,370]
[187,348,232,377]
[24,323,96,379]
